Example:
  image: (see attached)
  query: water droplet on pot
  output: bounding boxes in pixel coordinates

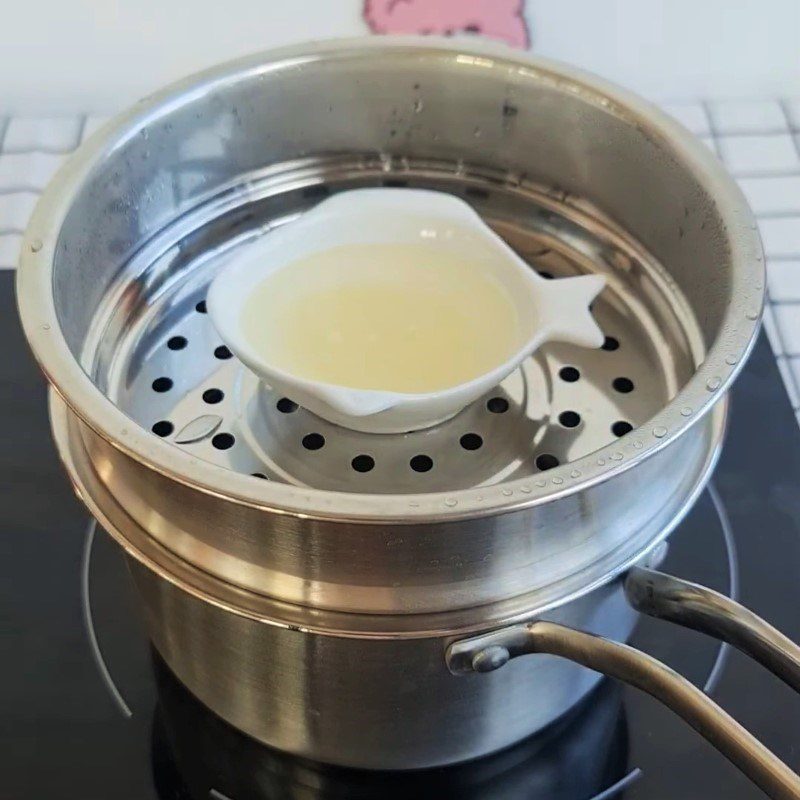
[473,126,482,138]
[706,376,722,391]
[653,426,668,438]
[413,98,423,113]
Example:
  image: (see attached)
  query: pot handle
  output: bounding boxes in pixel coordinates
[625,566,800,692]
[446,583,800,799]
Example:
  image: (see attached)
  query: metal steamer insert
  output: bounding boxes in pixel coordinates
[110,176,679,493]
[16,39,800,799]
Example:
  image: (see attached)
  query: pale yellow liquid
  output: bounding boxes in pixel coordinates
[241,242,522,393]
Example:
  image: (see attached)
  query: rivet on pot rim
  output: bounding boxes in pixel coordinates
[610,452,623,461]
[30,238,43,253]
[520,485,531,493]
[552,476,564,485]
[535,479,547,488]
[502,489,513,497]
[570,469,581,478]
[681,406,693,416]
[653,426,668,438]
[706,376,722,391]
[725,355,738,365]
[444,498,458,507]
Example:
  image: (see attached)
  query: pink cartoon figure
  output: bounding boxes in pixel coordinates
[364,0,530,50]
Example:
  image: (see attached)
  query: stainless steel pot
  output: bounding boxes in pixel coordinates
[17,38,800,798]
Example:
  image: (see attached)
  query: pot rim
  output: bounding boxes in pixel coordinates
[17,37,762,524]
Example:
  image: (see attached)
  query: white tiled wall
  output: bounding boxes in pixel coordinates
[1,103,799,421]
[689,98,800,429]
[0,115,85,273]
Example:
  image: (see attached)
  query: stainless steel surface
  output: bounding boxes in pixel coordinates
[51,388,726,770]
[129,559,638,770]
[447,621,800,800]
[626,566,800,693]
[53,391,643,769]
[56,386,727,621]
[17,39,761,614]
[103,171,691,493]
[50,389,720,637]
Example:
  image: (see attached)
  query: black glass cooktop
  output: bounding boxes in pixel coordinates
[4,269,800,799]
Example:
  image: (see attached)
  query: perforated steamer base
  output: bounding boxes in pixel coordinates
[88,158,704,495]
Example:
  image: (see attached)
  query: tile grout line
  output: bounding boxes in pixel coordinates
[0,116,9,153]
[0,188,43,197]
[76,114,89,146]
[700,99,721,156]
[706,127,800,138]
[779,99,800,151]
[0,145,84,156]
[751,210,800,220]
[728,168,800,179]
[766,253,800,262]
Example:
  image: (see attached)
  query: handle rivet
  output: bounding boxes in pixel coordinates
[471,646,510,673]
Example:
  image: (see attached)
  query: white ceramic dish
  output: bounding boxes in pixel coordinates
[208,188,605,433]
